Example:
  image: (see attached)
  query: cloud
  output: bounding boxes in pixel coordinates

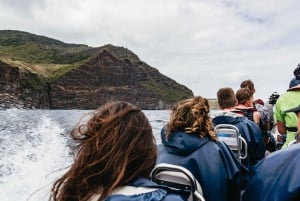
[0,0,300,101]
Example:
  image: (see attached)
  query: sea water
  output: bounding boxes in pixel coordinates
[0,109,170,201]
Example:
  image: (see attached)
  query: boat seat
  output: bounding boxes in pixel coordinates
[214,124,248,161]
[150,163,206,201]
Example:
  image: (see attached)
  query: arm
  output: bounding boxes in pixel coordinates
[274,99,287,135]
[276,120,286,135]
[253,112,261,125]
[297,112,300,131]
[296,112,300,141]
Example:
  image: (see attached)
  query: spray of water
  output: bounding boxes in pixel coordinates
[0,109,73,201]
[0,109,169,201]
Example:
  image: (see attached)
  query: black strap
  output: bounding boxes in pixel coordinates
[286,127,297,132]
[155,179,191,192]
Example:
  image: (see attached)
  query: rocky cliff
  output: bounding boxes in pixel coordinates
[0,30,193,109]
[0,60,50,109]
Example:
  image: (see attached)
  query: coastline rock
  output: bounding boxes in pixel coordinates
[0,31,193,109]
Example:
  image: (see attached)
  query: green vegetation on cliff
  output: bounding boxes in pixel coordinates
[0,30,193,109]
[0,31,141,81]
[0,30,90,64]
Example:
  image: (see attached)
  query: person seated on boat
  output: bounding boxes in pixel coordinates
[242,143,300,200]
[240,79,271,133]
[50,101,186,201]
[254,99,277,153]
[234,88,275,154]
[234,87,261,125]
[254,99,271,131]
[240,79,274,147]
[211,87,266,187]
[157,96,243,201]
[274,66,300,148]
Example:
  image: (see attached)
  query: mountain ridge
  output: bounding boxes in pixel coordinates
[0,30,194,109]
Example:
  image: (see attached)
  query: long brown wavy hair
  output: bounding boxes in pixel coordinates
[50,101,157,201]
[166,96,216,140]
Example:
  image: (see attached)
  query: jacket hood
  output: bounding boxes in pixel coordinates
[212,111,246,125]
[160,126,210,155]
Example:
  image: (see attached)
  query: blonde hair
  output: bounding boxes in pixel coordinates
[166,96,216,140]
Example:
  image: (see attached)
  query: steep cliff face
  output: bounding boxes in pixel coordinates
[0,30,194,109]
[50,50,192,109]
[0,60,50,108]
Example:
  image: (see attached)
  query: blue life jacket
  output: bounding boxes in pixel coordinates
[157,127,243,201]
[242,144,300,201]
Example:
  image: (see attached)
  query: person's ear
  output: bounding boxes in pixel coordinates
[245,100,252,107]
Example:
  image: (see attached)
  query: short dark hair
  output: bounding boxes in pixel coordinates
[236,88,252,104]
[217,87,236,109]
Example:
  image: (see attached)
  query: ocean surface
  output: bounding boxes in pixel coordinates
[0,109,170,201]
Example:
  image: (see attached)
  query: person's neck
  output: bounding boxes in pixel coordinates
[221,107,236,112]
[235,104,249,109]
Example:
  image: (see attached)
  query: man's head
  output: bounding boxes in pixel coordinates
[236,88,253,107]
[217,87,237,109]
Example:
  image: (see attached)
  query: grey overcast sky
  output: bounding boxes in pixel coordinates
[1,0,300,101]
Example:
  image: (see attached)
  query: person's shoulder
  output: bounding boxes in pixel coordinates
[277,91,294,101]
[240,117,262,132]
[270,144,300,159]
[240,116,256,124]
[255,145,300,177]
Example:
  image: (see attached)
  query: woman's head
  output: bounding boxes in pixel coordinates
[166,96,216,140]
[51,101,156,201]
